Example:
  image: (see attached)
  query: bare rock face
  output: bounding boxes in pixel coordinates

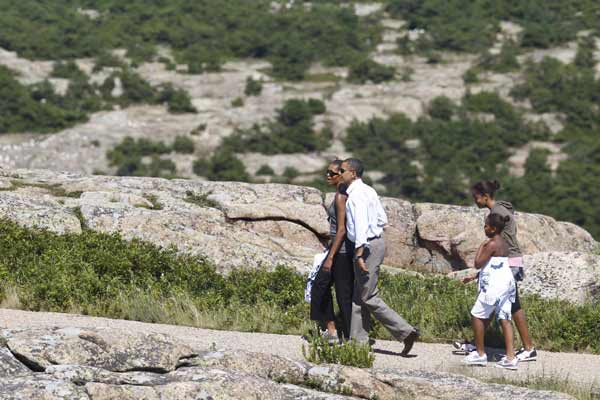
[3,327,194,372]
[0,168,597,303]
[0,326,575,399]
[415,203,596,271]
[520,252,600,304]
[0,347,30,378]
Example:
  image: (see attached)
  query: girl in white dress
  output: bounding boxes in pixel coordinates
[462,213,517,370]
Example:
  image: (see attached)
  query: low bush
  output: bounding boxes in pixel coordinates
[348,58,395,84]
[244,77,263,96]
[221,98,331,155]
[0,218,598,353]
[302,329,374,368]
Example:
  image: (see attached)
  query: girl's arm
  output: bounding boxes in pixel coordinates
[474,239,496,269]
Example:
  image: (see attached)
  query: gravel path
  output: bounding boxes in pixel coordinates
[1,308,599,389]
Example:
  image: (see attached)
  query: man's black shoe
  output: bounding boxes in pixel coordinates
[401,329,419,356]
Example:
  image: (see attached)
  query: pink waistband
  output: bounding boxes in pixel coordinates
[508,257,523,267]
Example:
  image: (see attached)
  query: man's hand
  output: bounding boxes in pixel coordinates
[322,257,333,272]
[357,257,368,273]
[461,274,477,284]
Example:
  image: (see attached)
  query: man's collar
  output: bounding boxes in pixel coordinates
[346,179,362,194]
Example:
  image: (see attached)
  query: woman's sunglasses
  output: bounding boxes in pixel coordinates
[326,170,340,177]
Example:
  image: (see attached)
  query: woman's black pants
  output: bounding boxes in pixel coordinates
[310,252,354,339]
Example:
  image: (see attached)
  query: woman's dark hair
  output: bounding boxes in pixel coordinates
[471,180,501,197]
[330,159,343,169]
[486,213,510,232]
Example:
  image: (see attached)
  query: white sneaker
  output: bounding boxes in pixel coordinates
[495,357,518,370]
[320,330,339,345]
[453,340,476,354]
[462,351,487,366]
[516,347,537,361]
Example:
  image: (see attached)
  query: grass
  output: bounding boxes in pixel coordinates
[184,190,219,209]
[303,73,341,83]
[302,328,375,368]
[0,217,598,356]
[454,367,599,400]
[8,180,83,198]
[140,194,163,210]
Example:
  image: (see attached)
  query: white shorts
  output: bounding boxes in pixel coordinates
[471,298,512,321]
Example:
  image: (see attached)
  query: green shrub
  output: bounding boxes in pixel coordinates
[256,164,275,175]
[172,135,195,154]
[231,97,244,108]
[428,96,455,121]
[92,51,127,72]
[184,190,219,209]
[107,137,175,178]
[348,58,395,84]
[0,66,87,133]
[283,167,300,181]
[51,61,87,80]
[476,41,520,73]
[223,99,331,155]
[157,84,197,114]
[463,67,480,84]
[193,150,249,181]
[244,77,263,96]
[302,330,375,368]
[1,216,599,353]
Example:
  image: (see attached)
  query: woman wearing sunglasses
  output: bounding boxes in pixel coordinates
[309,159,355,344]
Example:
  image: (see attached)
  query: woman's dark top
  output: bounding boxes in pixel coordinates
[327,193,353,255]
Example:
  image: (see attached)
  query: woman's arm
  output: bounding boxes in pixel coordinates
[322,193,348,271]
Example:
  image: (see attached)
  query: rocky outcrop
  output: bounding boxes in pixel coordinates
[0,326,574,400]
[0,168,597,302]
[520,252,600,304]
[415,203,596,271]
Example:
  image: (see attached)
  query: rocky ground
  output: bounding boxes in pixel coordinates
[1,308,593,400]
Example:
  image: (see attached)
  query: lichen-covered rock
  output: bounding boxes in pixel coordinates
[373,370,574,400]
[0,326,577,400]
[415,203,596,272]
[3,327,194,373]
[520,252,600,304]
[0,375,90,400]
[0,347,30,378]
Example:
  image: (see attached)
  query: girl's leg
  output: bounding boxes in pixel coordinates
[499,319,515,361]
[471,316,487,356]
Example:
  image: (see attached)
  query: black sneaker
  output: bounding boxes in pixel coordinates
[515,347,537,362]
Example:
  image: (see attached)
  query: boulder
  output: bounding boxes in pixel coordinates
[0,375,89,400]
[0,347,30,378]
[3,327,194,373]
[520,252,600,304]
[0,168,597,295]
[416,203,596,272]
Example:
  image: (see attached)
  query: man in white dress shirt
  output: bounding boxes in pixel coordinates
[340,158,419,355]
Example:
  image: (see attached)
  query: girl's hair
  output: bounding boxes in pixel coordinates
[471,180,501,197]
[486,213,510,232]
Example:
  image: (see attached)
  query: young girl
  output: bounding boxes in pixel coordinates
[462,213,518,370]
[471,180,536,362]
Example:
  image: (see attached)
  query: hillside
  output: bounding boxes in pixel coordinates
[1,1,600,238]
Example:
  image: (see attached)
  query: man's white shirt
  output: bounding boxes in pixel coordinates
[345,179,388,248]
